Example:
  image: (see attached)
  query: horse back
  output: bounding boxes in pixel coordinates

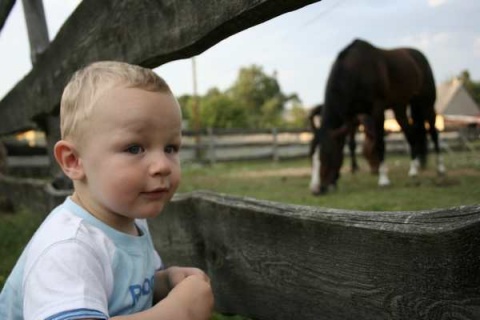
[405,48,436,103]
[325,39,436,123]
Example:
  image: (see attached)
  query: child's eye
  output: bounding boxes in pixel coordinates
[165,145,179,154]
[126,145,144,154]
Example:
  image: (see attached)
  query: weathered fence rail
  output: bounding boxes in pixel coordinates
[152,191,480,320]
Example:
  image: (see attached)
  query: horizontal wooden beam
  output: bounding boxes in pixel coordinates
[0,0,320,135]
[151,191,480,320]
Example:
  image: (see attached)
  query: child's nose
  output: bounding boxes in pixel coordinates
[149,152,172,176]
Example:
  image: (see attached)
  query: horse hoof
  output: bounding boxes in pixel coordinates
[437,167,446,176]
[312,190,328,196]
[311,186,326,196]
[311,186,330,196]
[378,177,391,187]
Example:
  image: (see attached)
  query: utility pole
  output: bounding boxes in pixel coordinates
[192,57,202,161]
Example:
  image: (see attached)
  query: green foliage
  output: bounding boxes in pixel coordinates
[286,100,309,128]
[179,64,305,130]
[228,65,287,128]
[200,89,249,128]
[177,94,194,121]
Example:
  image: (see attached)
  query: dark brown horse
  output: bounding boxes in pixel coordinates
[310,39,445,195]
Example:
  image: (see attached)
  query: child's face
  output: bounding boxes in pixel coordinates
[76,87,182,223]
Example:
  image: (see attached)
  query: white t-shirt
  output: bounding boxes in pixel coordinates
[0,197,163,320]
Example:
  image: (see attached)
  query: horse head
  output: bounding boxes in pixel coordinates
[317,125,348,194]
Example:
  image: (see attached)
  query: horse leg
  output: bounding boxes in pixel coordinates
[393,106,419,177]
[372,109,390,186]
[349,128,359,173]
[309,144,321,195]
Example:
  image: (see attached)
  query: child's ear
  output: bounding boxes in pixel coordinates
[54,140,84,180]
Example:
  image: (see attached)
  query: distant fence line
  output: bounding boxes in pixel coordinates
[180,127,478,164]
[5,128,478,176]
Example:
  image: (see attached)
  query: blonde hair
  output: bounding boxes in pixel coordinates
[60,61,172,140]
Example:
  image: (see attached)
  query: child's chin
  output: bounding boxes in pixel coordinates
[138,205,165,219]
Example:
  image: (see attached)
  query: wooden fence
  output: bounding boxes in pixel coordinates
[153,191,480,320]
[1,1,480,319]
[180,128,476,164]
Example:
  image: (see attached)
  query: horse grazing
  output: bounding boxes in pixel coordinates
[308,105,378,193]
[310,39,445,195]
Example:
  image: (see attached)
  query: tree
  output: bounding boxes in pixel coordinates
[177,65,307,129]
[177,94,193,121]
[285,99,309,128]
[200,88,249,128]
[228,65,291,128]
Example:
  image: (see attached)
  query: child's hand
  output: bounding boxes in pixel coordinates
[114,274,214,320]
[154,266,211,302]
[149,267,214,320]
[167,274,214,319]
[165,266,210,289]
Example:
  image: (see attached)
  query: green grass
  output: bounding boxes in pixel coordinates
[178,151,480,211]
[0,207,44,287]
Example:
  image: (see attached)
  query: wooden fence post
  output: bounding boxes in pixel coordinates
[272,127,279,162]
[207,127,216,165]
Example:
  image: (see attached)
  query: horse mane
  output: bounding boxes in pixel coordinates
[337,38,372,61]
[323,40,371,128]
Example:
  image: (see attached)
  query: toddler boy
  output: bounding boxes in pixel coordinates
[0,61,214,320]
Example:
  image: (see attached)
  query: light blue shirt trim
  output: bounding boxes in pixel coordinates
[45,308,107,320]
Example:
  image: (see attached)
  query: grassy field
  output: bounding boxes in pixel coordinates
[178,151,480,212]
[0,150,478,318]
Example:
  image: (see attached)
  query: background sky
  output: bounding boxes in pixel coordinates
[0,0,479,108]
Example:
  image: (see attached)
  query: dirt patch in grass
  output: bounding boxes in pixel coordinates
[227,167,312,178]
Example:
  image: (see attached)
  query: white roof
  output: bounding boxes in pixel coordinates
[435,78,480,117]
